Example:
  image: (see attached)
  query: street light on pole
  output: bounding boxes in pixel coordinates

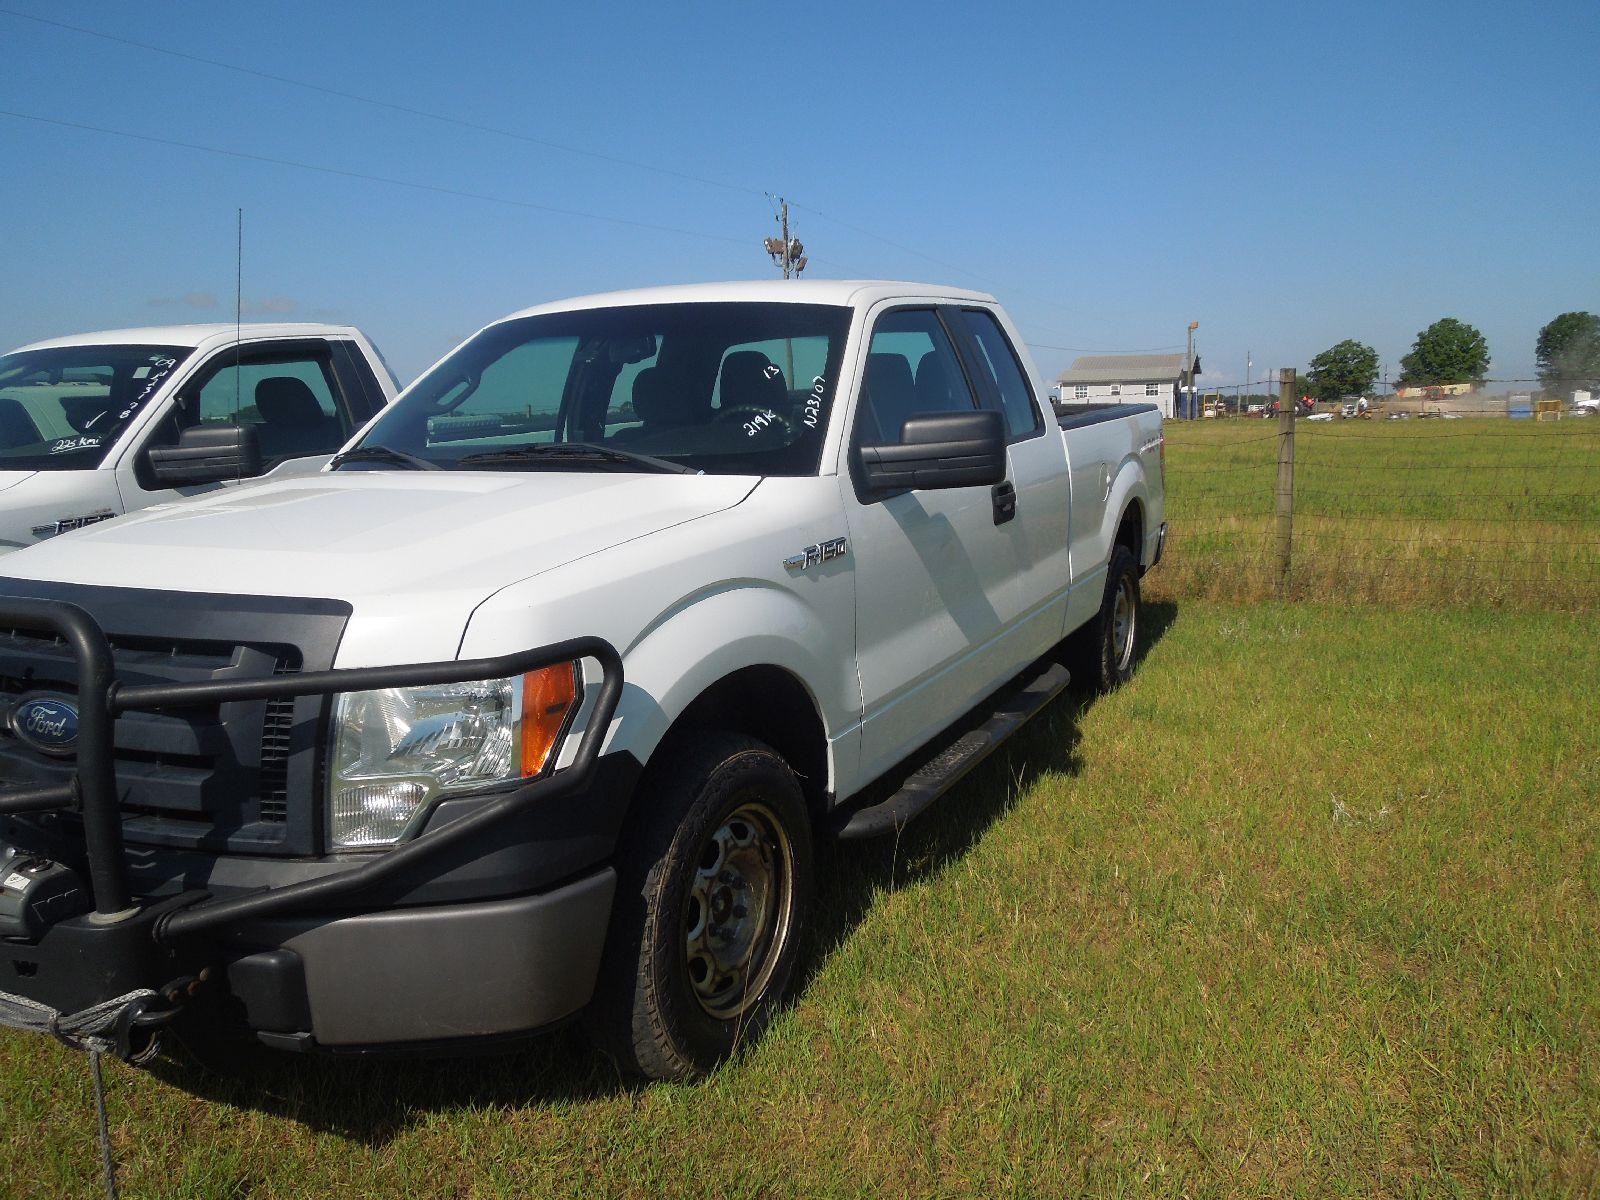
[1185,321,1199,419]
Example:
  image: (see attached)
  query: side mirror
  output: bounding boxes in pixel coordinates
[860,409,1007,492]
[146,424,263,487]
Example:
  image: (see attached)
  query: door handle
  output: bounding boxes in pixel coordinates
[991,481,1017,526]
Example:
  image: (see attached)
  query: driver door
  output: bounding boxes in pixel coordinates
[843,307,1024,786]
[119,341,359,506]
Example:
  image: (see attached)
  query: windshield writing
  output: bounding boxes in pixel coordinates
[351,302,851,476]
[0,345,191,470]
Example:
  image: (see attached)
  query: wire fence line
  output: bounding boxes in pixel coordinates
[1146,410,1600,612]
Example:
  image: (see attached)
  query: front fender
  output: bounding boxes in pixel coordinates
[611,579,843,772]
[456,478,861,791]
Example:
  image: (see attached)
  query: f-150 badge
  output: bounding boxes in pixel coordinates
[31,511,115,540]
[783,537,848,571]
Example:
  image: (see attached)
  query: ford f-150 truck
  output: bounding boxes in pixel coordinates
[0,281,1163,1081]
[0,323,398,554]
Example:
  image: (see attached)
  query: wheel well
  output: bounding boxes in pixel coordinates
[1115,499,1144,561]
[660,666,830,818]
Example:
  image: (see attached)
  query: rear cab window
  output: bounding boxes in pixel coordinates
[954,308,1043,441]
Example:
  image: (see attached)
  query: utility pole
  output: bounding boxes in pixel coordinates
[763,197,808,279]
[1183,320,1199,419]
[1246,350,1252,415]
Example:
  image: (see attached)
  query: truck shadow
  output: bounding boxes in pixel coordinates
[146,601,1179,1143]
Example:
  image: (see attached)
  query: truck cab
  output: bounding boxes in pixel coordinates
[0,324,397,553]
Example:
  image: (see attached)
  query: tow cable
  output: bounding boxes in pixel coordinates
[0,987,174,1200]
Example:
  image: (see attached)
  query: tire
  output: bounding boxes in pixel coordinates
[1064,544,1142,692]
[586,731,814,1080]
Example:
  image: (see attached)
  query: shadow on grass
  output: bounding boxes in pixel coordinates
[147,602,1180,1143]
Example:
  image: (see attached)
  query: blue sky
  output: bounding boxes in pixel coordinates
[2,0,1596,390]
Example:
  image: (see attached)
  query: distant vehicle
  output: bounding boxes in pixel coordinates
[1441,412,1463,420]
[0,324,397,554]
[1574,390,1598,416]
[1306,411,1335,422]
[1247,403,1265,415]
[1388,411,1411,420]
[1263,399,1314,418]
[1340,402,1357,418]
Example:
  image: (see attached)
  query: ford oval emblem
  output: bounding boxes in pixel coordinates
[12,696,79,756]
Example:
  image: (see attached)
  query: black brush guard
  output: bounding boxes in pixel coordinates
[0,597,623,1047]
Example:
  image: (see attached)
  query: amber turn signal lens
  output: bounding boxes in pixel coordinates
[521,661,579,776]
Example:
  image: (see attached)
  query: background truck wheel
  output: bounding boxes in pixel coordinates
[1065,544,1142,692]
[587,731,813,1080]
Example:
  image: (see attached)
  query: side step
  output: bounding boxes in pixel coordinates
[832,660,1071,840]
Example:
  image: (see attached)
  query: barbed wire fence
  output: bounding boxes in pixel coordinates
[1145,372,1600,612]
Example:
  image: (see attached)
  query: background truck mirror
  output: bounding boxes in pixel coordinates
[860,409,1007,492]
[146,424,264,487]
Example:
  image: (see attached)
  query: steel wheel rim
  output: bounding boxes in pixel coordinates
[1112,578,1137,672]
[683,799,795,1020]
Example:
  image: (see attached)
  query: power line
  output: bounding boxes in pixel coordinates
[4,6,1185,355]
[1024,341,1186,354]
[0,6,765,201]
[0,109,752,248]
[0,5,1084,320]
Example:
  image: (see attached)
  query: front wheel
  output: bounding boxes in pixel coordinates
[586,731,813,1080]
[1065,544,1142,691]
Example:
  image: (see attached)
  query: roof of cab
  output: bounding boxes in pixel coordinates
[499,280,997,321]
[11,322,364,353]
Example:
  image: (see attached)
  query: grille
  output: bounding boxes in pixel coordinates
[0,625,303,843]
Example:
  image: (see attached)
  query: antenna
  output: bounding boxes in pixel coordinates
[234,207,243,419]
[234,208,243,481]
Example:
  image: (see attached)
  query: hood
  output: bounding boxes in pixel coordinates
[0,471,38,496]
[0,471,759,614]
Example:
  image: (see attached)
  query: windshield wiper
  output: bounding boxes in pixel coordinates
[329,445,441,471]
[456,442,699,475]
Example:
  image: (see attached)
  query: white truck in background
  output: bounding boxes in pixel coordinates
[0,324,398,553]
[0,281,1163,1083]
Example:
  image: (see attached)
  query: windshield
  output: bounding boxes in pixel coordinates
[0,344,192,470]
[350,302,852,475]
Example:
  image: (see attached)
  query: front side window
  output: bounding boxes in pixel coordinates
[856,309,976,446]
[957,308,1041,439]
[0,344,191,469]
[154,349,350,472]
[351,302,851,476]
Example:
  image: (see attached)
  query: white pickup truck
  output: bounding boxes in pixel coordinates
[0,281,1163,1081]
[0,323,398,553]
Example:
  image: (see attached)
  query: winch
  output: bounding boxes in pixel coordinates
[0,847,90,940]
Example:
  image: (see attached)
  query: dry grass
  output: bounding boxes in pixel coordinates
[1150,418,1600,610]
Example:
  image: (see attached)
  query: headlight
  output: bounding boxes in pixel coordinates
[327,662,579,848]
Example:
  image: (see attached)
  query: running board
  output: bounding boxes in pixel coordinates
[832,660,1071,840]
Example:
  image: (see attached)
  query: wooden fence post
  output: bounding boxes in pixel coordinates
[1276,367,1296,595]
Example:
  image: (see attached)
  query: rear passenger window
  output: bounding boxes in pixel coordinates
[857,310,975,446]
[958,309,1041,439]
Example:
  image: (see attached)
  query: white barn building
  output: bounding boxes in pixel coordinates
[1053,353,1197,420]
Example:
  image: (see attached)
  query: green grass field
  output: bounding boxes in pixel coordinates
[4,600,1597,1197]
[1151,418,1600,610]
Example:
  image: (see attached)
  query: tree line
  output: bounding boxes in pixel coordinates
[1300,312,1600,402]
